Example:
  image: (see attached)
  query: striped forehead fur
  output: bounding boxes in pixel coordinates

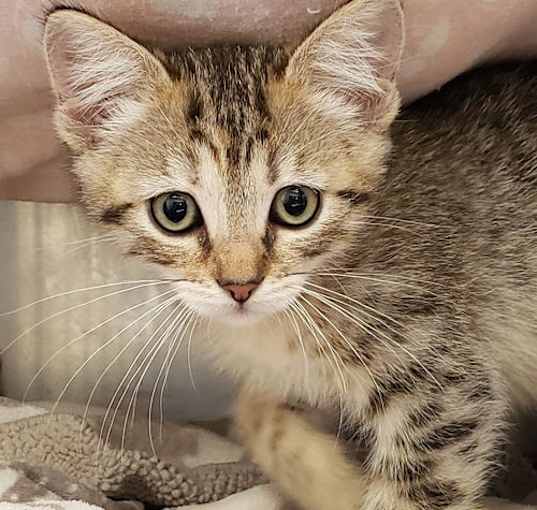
[154,46,289,134]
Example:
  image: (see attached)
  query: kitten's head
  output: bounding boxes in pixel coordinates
[44,0,403,326]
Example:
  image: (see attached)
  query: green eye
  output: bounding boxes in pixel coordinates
[151,192,202,233]
[270,185,320,227]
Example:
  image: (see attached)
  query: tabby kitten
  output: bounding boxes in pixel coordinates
[43,0,537,509]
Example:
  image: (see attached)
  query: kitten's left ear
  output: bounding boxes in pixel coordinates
[286,0,404,132]
[44,10,170,152]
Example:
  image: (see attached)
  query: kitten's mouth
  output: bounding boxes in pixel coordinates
[178,278,302,326]
[213,295,279,326]
[185,295,266,326]
[223,301,264,324]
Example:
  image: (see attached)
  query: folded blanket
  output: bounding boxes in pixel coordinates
[0,397,265,509]
[1,397,537,510]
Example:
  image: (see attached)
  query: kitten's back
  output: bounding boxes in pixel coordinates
[384,62,537,408]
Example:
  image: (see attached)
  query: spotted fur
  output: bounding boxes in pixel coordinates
[44,1,537,509]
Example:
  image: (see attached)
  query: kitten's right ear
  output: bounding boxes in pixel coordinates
[44,10,170,152]
[286,0,404,132]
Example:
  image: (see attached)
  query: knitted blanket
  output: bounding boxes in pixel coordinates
[0,397,267,509]
[1,397,536,510]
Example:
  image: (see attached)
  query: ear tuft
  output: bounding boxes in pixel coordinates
[44,10,169,151]
[286,0,404,131]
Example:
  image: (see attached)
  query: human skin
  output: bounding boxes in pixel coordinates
[1,0,537,202]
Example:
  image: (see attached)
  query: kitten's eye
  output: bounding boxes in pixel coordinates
[270,186,320,227]
[151,192,202,233]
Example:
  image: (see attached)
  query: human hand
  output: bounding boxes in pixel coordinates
[2,0,537,202]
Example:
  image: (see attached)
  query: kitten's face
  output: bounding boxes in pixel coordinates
[44,2,402,327]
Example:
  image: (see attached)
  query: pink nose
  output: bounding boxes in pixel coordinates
[220,281,260,303]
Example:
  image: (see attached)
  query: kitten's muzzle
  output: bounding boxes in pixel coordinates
[218,279,262,303]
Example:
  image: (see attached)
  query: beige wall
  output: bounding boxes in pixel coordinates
[0,201,233,422]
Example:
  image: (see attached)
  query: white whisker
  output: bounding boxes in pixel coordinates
[80,295,179,439]
[123,304,184,456]
[288,268,442,291]
[52,292,179,415]
[1,280,176,356]
[0,279,164,318]
[159,313,200,441]
[97,303,181,452]
[308,272,441,297]
[301,284,444,391]
[284,306,310,386]
[23,288,178,403]
[34,233,116,253]
[298,285,406,368]
[305,281,449,364]
[306,281,410,334]
[299,292,377,393]
[293,298,348,394]
[62,235,117,257]
[358,215,442,228]
[118,303,185,454]
[148,308,194,456]
[62,233,116,246]
[186,314,200,392]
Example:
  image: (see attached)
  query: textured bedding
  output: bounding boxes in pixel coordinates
[0,398,266,509]
[0,397,536,510]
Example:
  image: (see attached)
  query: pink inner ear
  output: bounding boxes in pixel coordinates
[62,91,126,126]
[44,10,154,127]
[48,40,139,127]
[373,0,405,81]
[285,0,404,130]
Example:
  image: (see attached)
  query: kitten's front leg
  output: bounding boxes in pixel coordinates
[236,383,504,510]
[235,388,365,510]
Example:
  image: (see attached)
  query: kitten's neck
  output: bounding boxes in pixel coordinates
[198,315,374,414]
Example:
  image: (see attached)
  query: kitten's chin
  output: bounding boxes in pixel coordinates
[189,301,279,328]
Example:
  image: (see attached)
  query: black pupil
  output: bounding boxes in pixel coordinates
[283,187,308,217]
[163,194,188,223]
